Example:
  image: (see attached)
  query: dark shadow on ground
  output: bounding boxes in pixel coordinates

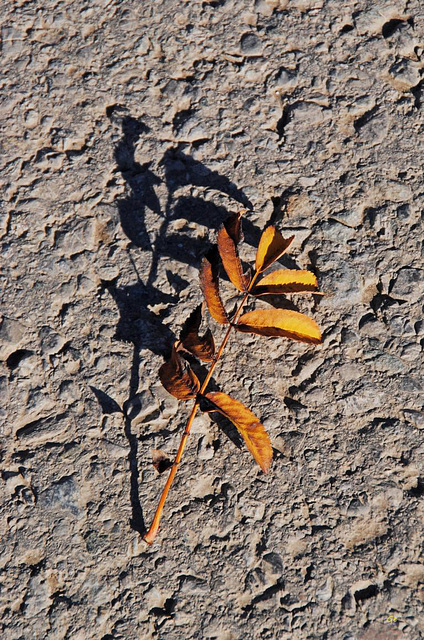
[94,109,255,536]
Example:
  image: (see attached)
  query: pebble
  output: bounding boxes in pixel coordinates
[39,476,83,519]
[123,390,159,426]
[390,268,423,303]
[39,326,67,355]
[240,33,262,55]
[403,409,424,430]
[0,316,26,359]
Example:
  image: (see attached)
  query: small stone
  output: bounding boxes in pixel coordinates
[372,353,406,374]
[390,268,424,302]
[39,476,83,518]
[331,208,363,228]
[136,36,151,55]
[197,435,215,461]
[124,390,159,426]
[316,576,334,602]
[255,0,279,17]
[39,326,66,355]
[401,343,421,361]
[0,316,26,359]
[241,11,258,26]
[359,315,385,338]
[263,552,283,574]
[18,549,45,566]
[274,66,298,89]
[240,32,262,55]
[341,386,386,415]
[24,109,39,128]
[387,58,422,91]
[63,136,86,151]
[403,409,424,429]
[190,475,215,499]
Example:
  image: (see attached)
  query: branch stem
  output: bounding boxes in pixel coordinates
[143,270,260,544]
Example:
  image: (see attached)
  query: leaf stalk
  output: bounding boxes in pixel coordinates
[143,272,260,544]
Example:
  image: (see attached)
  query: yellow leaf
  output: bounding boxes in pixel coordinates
[217,211,250,292]
[159,342,200,399]
[199,248,229,324]
[253,269,319,295]
[236,308,322,344]
[255,226,294,273]
[202,391,272,473]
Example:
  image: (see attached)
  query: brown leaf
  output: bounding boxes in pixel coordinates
[151,449,173,474]
[201,391,272,473]
[217,211,250,292]
[159,341,200,399]
[255,226,294,273]
[179,305,215,362]
[236,308,322,344]
[199,247,229,324]
[253,269,319,295]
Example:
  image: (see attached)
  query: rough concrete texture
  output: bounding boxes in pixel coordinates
[1,0,424,638]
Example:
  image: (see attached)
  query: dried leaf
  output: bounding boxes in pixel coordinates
[217,211,250,292]
[180,305,215,362]
[201,391,272,473]
[151,449,173,474]
[236,308,322,344]
[253,269,319,295]
[199,247,229,324]
[255,226,294,273]
[159,341,201,399]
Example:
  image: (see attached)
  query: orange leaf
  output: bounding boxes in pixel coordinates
[253,269,319,295]
[199,247,229,324]
[255,226,294,273]
[217,211,250,292]
[236,308,322,344]
[180,305,215,362]
[201,391,272,473]
[159,342,200,399]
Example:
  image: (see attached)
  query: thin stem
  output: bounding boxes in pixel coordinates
[143,270,260,544]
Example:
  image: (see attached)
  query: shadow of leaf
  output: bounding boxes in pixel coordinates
[89,387,122,414]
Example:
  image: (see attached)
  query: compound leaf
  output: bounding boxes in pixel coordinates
[201,391,272,473]
[236,308,322,344]
[253,269,319,295]
[217,211,250,292]
[199,247,229,324]
[159,342,200,399]
[180,305,215,363]
[255,226,294,273]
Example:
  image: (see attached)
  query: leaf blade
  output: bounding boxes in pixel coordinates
[236,308,322,344]
[217,211,250,292]
[180,305,215,362]
[199,247,229,324]
[151,449,173,474]
[159,342,201,399]
[253,269,319,295]
[202,391,272,473]
[255,226,294,273]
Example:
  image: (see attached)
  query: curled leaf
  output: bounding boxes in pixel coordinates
[255,226,294,273]
[152,449,173,474]
[159,341,200,399]
[217,211,250,292]
[201,391,272,473]
[180,305,215,363]
[236,308,322,344]
[199,247,229,324]
[253,269,319,295]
